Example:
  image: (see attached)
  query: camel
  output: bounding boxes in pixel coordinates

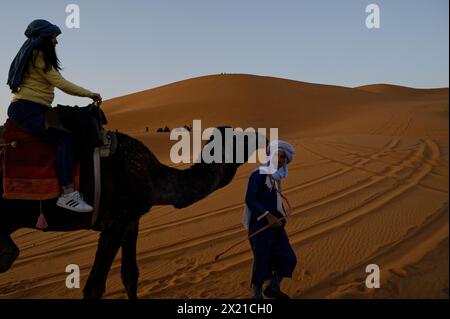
[0,125,259,299]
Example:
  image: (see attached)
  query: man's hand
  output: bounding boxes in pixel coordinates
[266,213,282,227]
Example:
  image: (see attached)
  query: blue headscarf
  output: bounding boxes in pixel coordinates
[7,19,61,93]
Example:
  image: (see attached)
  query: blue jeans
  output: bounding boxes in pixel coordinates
[7,100,74,188]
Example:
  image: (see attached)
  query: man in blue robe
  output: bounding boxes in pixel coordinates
[244,140,297,299]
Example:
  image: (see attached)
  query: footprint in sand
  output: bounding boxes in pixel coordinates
[200,289,215,298]
[390,267,408,278]
[296,269,311,280]
[0,279,35,294]
[152,278,169,290]
[172,277,185,285]
[174,257,186,265]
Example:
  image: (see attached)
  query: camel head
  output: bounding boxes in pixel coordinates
[201,126,267,167]
[201,126,267,188]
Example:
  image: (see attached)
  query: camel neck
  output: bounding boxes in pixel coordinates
[152,162,232,208]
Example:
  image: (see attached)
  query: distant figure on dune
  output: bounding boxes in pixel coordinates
[156,126,171,133]
[244,140,297,299]
[6,19,102,213]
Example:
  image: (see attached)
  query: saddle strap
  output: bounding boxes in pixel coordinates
[91,147,101,225]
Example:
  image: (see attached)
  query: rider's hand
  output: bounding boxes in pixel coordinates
[92,93,102,106]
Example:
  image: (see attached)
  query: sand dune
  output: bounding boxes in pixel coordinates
[0,74,448,299]
[356,83,449,98]
[103,74,397,137]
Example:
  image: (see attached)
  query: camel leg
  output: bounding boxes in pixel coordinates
[121,217,140,299]
[0,232,19,273]
[83,223,125,299]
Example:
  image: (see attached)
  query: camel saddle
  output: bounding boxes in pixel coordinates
[1,104,117,225]
[2,120,81,200]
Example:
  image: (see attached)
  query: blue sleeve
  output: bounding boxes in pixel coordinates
[245,171,268,218]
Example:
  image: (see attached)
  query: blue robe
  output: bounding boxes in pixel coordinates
[245,169,297,287]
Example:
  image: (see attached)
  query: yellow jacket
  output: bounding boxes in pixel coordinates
[12,50,94,107]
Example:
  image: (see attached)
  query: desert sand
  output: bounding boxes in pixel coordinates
[0,74,448,298]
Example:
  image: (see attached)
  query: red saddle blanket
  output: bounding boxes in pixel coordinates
[2,120,80,200]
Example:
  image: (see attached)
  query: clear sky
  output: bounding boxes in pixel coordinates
[0,0,448,123]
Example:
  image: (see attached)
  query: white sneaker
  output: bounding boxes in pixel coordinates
[56,191,93,213]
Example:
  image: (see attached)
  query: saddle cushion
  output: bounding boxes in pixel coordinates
[2,120,79,200]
